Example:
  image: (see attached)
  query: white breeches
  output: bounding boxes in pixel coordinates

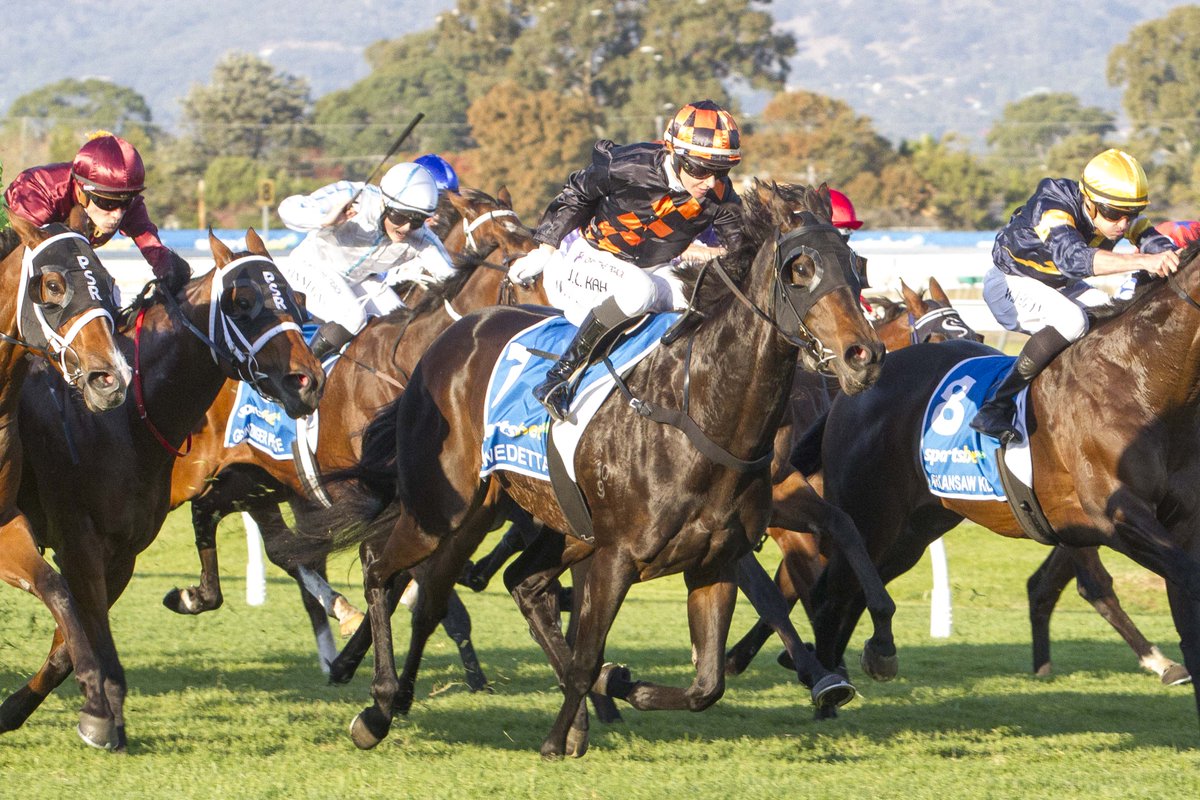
[276,260,402,334]
[543,235,688,326]
[982,267,1111,341]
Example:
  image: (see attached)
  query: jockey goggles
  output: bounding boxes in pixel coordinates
[84,190,138,212]
[1094,201,1145,222]
[678,156,730,181]
[383,207,429,229]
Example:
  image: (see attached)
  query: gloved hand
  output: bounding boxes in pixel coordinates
[507,246,558,286]
[158,251,193,294]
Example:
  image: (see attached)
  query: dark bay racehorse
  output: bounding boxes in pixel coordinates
[726,278,983,674]
[309,182,886,756]
[164,188,542,678]
[797,238,1200,728]
[11,230,322,751]
[0,217,129,749]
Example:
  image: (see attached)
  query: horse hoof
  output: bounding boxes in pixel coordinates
[339,611,365,639]
[466,672,492,693]
[348,712,385,750]
[861,645,898,682]
[1162,663,1192,686]
[565,727,589,758]
[776,649,795,671]
[77,712,119,751]
[811,673,856,712]
[589,693,624,725]
[592,662,632,699]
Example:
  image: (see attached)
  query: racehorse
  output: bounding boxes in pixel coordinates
[163,187,543,681]
[796,238,1200,728]
[726,278,984,675]
[10,230,322,751]
[306,181,886,757]
[0,216,129,749]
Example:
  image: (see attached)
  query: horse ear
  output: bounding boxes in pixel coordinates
[245,228,269,257]
[814,183,833,220]
[208,227,233,267]
[928,276,950,304]
[7,214,48,249]
[446,190,470,216]
[66,203,90,234]
[497,186,513,208]
[899,279,922,309]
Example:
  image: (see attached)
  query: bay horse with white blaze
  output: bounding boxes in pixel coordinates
[10,230,322,751]
[799,237,1200,729]
[0,216,129,749]
[308,182,885,757]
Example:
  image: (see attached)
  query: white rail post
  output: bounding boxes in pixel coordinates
[244,512,267,606]
[929,536,952,638]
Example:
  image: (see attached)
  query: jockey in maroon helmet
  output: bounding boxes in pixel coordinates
[3,131,191,292]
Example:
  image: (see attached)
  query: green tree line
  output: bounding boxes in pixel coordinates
[3,1,1199,231]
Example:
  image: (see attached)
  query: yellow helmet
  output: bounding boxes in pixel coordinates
[1080,149,1149,210]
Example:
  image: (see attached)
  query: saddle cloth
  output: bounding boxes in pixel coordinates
[481,312,680,482]
[920,355,1032,501]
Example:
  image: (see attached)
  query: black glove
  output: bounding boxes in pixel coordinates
[157,251,192,294]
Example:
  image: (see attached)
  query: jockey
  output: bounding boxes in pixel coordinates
[1155,219,1200,248]
[3,131,192,292]
[506,99,744,421]
[970,148,1179,444]
[276,161,457,339]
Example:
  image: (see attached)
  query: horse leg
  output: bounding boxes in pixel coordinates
[733,554,856,713]
[439,589,491,692]
[462,524,525,592]
[540,549,634,760]
[1164,580,1200,727]
[162,492,226,614]
[1027,545,1073,676]
[0,517,116,749]
[328,565,399,686]
[1067,547,1189,685]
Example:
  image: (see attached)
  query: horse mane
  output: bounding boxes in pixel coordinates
[671,180,831,318]
[429,193,460,240]
[0,227,18,262]
[1087,238,1200,327]
[404,249,491,316]
[864,295,906,324]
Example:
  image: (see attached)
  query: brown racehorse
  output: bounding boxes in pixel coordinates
[797,237,1200,729]
[163,188,543,679]
[302,182,886,757]
[0,216,129,750]
[725,278,984,675]
[11,230,322,752]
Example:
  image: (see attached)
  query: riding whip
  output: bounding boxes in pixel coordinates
[345,111,426,207]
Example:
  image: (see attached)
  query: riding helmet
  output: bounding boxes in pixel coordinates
[663,100,741,170]
[414,154,460,194]
[1081,149,1149,210]
[830,188,863,230]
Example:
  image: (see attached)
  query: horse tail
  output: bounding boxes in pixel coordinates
[281,400,403,565]
[790,411,828,477]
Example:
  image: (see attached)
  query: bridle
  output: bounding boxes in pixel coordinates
[908,304,976,344]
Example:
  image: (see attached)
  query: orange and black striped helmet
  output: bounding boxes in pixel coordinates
[663,100,741,170]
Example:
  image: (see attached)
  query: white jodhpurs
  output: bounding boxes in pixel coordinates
[544,235,688,326]
[982,267,1111,341]
[276,260,402,334]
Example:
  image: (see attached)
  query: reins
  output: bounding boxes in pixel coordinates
[132,301,192,456]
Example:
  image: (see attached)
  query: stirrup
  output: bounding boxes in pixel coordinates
[968,403,1022,444]
[537,381,573,422]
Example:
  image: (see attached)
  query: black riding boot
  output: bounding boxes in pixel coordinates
[534,297,630,422]
[310,321,353,360]
[969,327,1071,444]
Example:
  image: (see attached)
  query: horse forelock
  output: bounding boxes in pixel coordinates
[0,228,19,263]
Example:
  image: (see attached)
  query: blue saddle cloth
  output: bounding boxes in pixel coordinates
[920,355,1017,500]
[480,312,680,481]
[223,324,324,460]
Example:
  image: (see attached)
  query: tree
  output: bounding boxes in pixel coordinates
[464,82,601,218]
[986,93,1114,174]
[3,78,160,142]
[908,135,1004,230]
[179,53,315,164]
[1109,6,1200,208]
[743,90,895,186]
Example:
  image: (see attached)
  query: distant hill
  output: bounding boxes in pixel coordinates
[2,0,1193,149]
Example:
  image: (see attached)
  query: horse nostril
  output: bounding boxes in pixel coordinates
[88,371,115,391]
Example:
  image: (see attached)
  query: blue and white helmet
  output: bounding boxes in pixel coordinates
[414,153,460,193]
[379,163,439,217]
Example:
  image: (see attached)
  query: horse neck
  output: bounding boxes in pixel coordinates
[0,251,35,416]
[1061,268,1200,408]
[129,279,228,450]
[451,266,505,314]
[681,252,798,458]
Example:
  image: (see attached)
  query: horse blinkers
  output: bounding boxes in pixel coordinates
[772,221,862,333]
[219,279,266,321]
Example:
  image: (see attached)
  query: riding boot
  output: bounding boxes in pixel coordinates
[310,321,353,360]
[969,327,1071,444]
[534,297,630,422]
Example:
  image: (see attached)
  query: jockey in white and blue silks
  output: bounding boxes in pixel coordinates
[277,162,457,338]
[969,149,1179,444]
[505,99,744,422]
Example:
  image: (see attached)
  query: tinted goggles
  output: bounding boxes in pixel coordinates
[85,191,137,212]
[1094,202,1145,222]
[678,157,730,181]
[383,207,429,229]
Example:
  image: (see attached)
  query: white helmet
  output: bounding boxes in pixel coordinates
[379,163,439,216]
